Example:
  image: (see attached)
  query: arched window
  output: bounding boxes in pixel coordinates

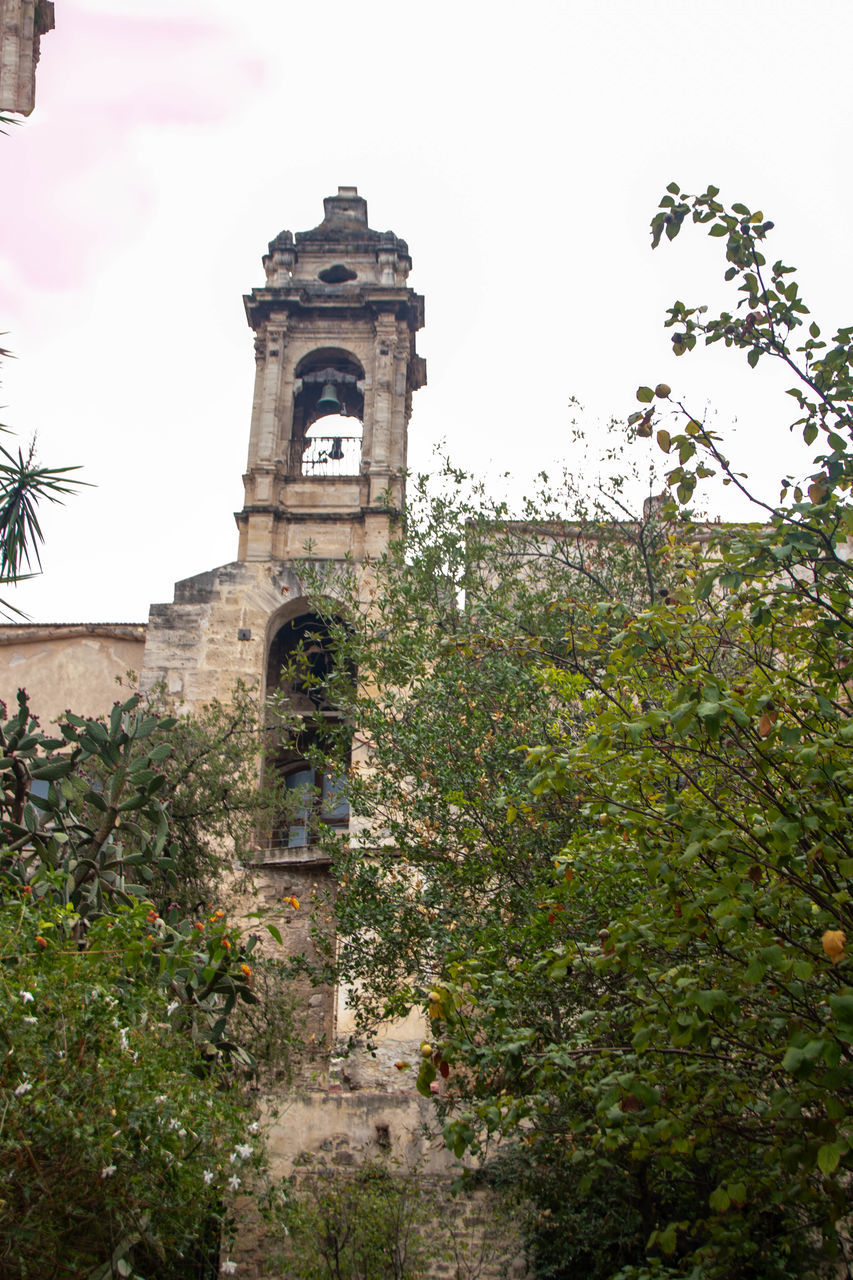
[291,350,365,478]
[266,611,350,852]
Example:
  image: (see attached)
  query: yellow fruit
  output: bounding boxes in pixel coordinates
[822,930,846,964]
[420,1041,433,1058]
[654,383,671,398]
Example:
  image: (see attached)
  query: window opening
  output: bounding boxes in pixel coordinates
[274,739,350,850]
[266,613,351,851]
[292,352,365,478]
[301,414,363,477]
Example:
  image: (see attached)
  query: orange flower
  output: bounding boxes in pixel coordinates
[240,963,252,979]
[35,936,47,950]
[221,938,231,951]
[193,921,205,932]
[284,896,300,910]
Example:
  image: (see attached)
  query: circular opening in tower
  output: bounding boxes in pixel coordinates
[318,264,358,284]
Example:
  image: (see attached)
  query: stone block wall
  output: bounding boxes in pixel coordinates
[231,1090,527,1280]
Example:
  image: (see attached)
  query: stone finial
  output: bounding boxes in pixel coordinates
[321,186,368,228]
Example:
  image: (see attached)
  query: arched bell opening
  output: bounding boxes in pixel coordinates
[264,610,352,853]
[291,349,365,478]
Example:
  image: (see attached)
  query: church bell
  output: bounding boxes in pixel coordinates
[316,382,341,414]
[328,438,344,461]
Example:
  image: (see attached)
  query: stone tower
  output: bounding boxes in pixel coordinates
[140,187,426,712]
[138,188,426,1083]
[239,184,426,566]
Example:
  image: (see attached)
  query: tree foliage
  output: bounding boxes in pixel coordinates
[308,192,853,1278]
[141,679,276,916]
[0,690,269,1278]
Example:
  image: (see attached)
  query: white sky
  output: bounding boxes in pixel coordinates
[2,0,852,622]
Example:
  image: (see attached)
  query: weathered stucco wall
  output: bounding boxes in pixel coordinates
[0,623,147,725]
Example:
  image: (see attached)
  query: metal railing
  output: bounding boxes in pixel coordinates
[299,435,361,477]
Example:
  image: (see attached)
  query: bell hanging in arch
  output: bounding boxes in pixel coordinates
[328,437,344,461]
[316,382,341,414]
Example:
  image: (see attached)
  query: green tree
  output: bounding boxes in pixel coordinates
[300,460,692,1276]
[0,690,268,1278]
[434,193,853,1278]
[0,328,83,616]
[271,1162,435,1280]
[139,679,276,916]
[308,193,853,1278]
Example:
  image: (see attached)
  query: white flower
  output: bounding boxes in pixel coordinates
[23,1016,37,1025]
[203,1170,214,1185]
[177,1128,187,1139]
[221,1262,238,1275]
[234,1143,252,1161]
[166,1000,180,1017]
[101,1165,117,1178]
[18,990,34,1004]
[227,1174,241,1192]
[14,1081,32,1097]
[248,1122,259,1134]
[119,1028,129,1051]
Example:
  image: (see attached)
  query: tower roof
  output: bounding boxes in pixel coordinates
[267,187,408,256]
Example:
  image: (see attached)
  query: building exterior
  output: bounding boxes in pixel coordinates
[0,0,54,116]
[0,191,517,1275]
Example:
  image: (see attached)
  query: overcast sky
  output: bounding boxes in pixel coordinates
[2,0,852,622]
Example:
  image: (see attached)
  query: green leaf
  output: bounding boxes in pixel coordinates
[817,1142,842,1175]
[709,1185,731,1213]
[416,1059,436,1097]
[636,386,655,403]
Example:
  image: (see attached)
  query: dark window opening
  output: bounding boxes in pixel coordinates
[267,613,337,711]
[272,730,350,850]
[266,613,352,852]
[318,263,358,284]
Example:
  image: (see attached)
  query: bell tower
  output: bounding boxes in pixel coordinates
[237,186,426,564]
[140,189,426,712]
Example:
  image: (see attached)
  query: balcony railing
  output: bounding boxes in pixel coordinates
[298,435,361,477]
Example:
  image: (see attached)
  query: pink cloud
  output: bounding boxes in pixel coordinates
[1,8,266,302]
